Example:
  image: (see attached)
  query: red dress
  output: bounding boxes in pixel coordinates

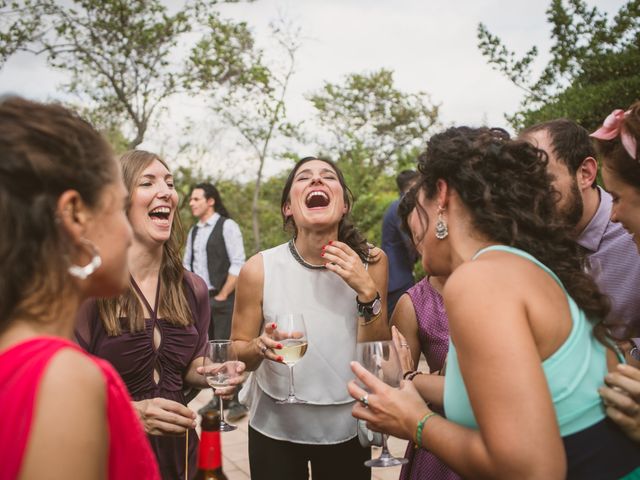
[0,337,160,480]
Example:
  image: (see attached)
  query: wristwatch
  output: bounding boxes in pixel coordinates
[630,345,640,361]
[357,292,382,321]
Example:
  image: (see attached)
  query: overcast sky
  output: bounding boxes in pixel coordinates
[0,0,627,178]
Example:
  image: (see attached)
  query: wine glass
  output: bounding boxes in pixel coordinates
[203,340,239,432]
[274,313,308,404]
[356,340,409,468]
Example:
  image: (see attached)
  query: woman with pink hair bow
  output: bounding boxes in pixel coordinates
[591,101,640,443]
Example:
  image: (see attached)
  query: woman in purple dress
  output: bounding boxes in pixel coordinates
[391,190,459,480]
[76,150,240,479]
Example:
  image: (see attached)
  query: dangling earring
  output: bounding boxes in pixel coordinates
[435,207,448,240]
[68,239,102,279]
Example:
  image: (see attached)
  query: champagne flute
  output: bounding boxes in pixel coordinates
[274,313,308,404]
[203,340,239,432]
[356,340,409,468]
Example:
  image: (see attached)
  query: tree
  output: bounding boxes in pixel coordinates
[308,69,439,245]
[478,0,640,130]
[308,69,439,174]
[211,17,302,252]
[0,0,262,148]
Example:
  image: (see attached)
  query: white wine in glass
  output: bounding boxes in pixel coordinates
[356,340,408,468]
[274,313,308,404]
[204,340,239,432]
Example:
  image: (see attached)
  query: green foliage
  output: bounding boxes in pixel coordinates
[211,18,302,252]
[0,1,41,64]
[0,0,261,147]
[308,69,439,174]
[173,161,289,257]
[309,69,437,247]
[478,0,640,130]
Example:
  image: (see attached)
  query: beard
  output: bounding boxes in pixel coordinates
[559,180,584,229]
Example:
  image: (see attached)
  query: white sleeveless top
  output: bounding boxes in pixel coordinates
[247,242,359,444]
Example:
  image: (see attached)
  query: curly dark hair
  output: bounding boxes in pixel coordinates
[280,156,372,262]
[592,101,640,189]
[417,126,609,327]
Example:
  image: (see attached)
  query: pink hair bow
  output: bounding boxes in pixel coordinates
[590,109,637,160]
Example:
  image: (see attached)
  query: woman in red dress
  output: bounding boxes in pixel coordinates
[0,97,160,479]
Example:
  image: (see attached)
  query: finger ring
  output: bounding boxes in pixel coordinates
[359,394,369,407]
[400,343,410,348]
[260,345,267,354]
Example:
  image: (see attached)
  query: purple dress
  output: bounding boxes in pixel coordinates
[399,278,460,480]
[75,271,210,480]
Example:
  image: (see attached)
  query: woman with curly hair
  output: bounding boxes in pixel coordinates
[232,156,389,479]
[349,127,640,479]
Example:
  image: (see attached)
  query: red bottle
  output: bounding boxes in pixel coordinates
[195,408,228,480]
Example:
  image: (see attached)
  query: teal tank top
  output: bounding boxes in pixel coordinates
[443,245,607,436]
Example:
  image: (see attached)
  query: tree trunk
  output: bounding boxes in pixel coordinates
[252,155,266,253]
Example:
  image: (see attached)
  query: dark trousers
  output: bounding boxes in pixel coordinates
[248,426,371,480]
[209,292,234,341]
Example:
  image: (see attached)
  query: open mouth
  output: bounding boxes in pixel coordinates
[305,190,330,209]
[149,206,171,223]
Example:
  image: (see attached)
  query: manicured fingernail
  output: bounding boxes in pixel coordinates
[271,323,277,329]
[276,343,283,349]
[329,240,333,245]
[277,356,284,362]
[321,252,325,256]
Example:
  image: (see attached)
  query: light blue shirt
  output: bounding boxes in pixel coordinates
[183,213,246,291]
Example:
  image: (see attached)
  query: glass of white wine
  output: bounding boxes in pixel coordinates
[204,340,239,432]
[274,313,308,404]
[356,340,409,468]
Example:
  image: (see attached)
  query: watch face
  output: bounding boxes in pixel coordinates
[371,298,382,316]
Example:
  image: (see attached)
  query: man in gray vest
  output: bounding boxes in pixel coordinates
[183,182,247,420]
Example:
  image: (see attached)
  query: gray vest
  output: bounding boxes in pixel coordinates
[190,216,230,291]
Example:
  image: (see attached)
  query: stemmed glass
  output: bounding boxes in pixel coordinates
[356,340,409,468]
[274,313,308,404]
[203,340,239,432]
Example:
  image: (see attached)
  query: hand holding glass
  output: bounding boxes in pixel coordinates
[203,340,239,432]
[356,340,408,468]
[274,313,308,404]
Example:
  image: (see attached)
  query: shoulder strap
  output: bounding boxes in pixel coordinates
[473,245,566,293]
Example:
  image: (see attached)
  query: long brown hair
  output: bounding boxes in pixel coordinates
[0,97,115,328]
[97,150,191,335]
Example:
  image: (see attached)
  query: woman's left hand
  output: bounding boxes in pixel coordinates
[323,241,377,299]
[197,361,247,400]
[348,361,429,441]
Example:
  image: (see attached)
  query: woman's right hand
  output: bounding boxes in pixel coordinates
[253,322,284,363]
[132,397,197,435]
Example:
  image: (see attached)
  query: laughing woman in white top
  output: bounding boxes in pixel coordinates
[232,156,389,480]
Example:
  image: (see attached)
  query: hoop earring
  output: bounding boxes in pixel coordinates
[68,239,102,280]
[435,208,448,240]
